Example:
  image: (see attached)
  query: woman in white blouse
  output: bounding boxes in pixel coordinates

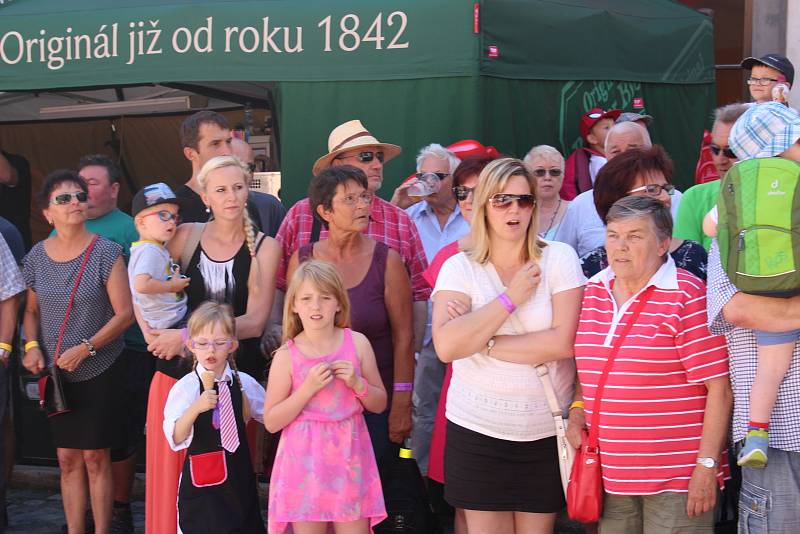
[432,158,585,534]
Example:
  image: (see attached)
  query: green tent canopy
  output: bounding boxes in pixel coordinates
[0,0,715,205]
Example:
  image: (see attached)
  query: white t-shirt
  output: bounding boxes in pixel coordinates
[128,241,188,329]
[432,240,586,441]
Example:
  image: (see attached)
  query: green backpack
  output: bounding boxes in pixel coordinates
[718,157,800,295]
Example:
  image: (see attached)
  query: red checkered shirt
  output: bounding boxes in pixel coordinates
[275,196,431,301]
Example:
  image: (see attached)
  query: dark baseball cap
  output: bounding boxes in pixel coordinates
[131,182,187,217]
[741,54,794,85]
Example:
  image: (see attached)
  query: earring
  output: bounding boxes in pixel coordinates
[205,206,211,214]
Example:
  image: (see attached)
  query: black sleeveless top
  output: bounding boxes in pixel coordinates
[157,235,267,380]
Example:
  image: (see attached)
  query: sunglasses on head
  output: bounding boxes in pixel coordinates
[452,185,475,201]
[586,112,604,119]
[337,150,385,164]
[532,168,563,178]
[142,210,181,223]
[50,191,88,205]
[709,144,737,159]
[488,193,536,210]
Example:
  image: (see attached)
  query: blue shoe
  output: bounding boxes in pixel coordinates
[738,430,769,468]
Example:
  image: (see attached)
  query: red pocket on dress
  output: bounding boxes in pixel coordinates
[189,450,228,487]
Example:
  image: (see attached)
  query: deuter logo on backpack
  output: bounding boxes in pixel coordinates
[768,179,786,196]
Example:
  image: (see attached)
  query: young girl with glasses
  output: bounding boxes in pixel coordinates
[265,260,387,533]
[163,301,266,533]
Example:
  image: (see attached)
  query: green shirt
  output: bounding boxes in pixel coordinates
[673,180,720,251]
[52,208,146,350]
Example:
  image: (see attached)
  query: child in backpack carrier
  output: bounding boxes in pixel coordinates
[703,101,800,469]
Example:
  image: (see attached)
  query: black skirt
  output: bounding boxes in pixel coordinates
[444,420,566,513]
[49,356,124,450]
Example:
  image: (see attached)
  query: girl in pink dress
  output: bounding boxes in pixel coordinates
[264,260,387,533]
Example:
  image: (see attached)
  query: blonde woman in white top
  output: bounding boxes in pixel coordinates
[432,158,585,534]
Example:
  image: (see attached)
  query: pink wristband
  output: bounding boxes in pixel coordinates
[393,382,413,392]
[496,292,516,314]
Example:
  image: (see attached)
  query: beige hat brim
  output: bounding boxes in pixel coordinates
[312,142,401,176]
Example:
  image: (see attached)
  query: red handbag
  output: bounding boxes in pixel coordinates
[567,287,653,523]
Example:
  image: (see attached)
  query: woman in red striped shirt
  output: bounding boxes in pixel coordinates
[572,196,732,534]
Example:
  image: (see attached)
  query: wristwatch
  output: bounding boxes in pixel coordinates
[81,338,97,358]
[696,457,719,469]
[486,337,496,357]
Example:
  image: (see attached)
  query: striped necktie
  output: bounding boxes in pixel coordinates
[217,381,239,453]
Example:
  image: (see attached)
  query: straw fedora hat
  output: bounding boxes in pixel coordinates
[312,119,401,175]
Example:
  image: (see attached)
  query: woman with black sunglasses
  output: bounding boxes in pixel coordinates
[523,145,569,240]
[21,170,133,534]
[432,158,585,533]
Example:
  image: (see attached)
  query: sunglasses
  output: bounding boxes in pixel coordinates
[337,151,385,164]
[532,168,563,178]
[191,338,234,352]
[709,144,737,159]
[142,210,181,223]
[628,183,676,197]
[452,185,475,201]
[488,193,536,210]
[50,191,88,205]
[415,172,450,181]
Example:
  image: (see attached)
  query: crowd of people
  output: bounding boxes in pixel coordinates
[0,52,798,534]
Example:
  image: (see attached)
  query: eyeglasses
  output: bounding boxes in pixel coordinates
[628,184,676,197]
[415,172,450,181]
[747,77,780,86]
[532,168,563,178]
[337,151,385,164]
[141,210,181,223]
[191,338,234,352]
[338,192,373,206]
[488,193,536,210]
[50,191,88,205]
[452,186,475,201]
[709,144,737,159]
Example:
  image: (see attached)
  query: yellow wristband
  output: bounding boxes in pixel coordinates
[24,341,40,352]
[0,342,11,352]
[569,400,585,411]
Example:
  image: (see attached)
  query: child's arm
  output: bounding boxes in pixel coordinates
[330,332,388,414]
[263,346,332,433]
[163,378,218,450]
[239,373,267,425]
[134,273,190,295]
[702,207,718,238]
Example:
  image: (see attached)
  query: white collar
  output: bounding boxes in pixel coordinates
[195,362,233,382]
[590,254,679,291]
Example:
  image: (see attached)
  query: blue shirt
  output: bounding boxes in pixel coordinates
[404,202,469,263]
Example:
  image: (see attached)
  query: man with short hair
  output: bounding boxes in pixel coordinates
[74,155,145,534]
[674,103,749,250]
[741,54,794,104]
[230,137,286,237]
[401,144,467,476]
[556,121,684,258]
[0,234,25,532]
[275,119,430,446]
[561,107,622,200]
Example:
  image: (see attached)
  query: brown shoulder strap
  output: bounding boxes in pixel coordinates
[180,222,205,272]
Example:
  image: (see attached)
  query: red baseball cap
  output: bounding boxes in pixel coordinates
[579,108,623,141]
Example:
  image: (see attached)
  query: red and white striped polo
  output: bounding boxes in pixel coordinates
[574,257,729,495]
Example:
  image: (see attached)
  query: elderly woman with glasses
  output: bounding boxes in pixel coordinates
[286,165,414,462]
[22,170,133,534]
[571,195,731,533]
[432,158,585,533]
[580,145,708,280]
[523,145,569,240]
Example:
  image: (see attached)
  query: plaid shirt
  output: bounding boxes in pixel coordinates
[0,234,24,301]
[706,241,800,452]
[275,196,430,301]
[729,101,800,159]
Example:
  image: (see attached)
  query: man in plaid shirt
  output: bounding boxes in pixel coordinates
[275,119,430,334]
